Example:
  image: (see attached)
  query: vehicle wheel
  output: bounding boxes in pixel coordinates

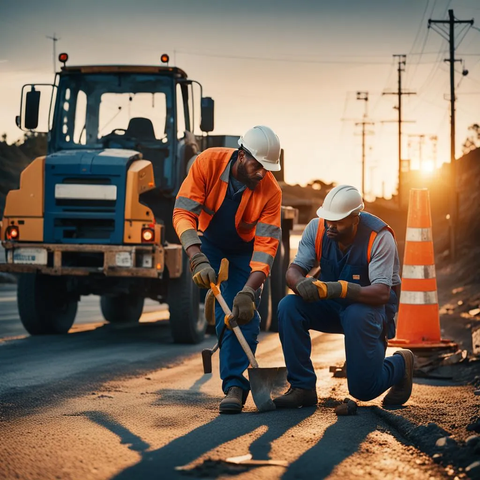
[100,294,144,323]
[17,273,78,335]
[258,276,272,332]
[169,253,205,344]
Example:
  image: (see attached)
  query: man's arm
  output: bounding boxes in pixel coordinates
[172,154,207,256]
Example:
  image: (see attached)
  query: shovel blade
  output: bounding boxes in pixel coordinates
[248,367,288,412]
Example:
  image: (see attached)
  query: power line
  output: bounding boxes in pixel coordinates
[409,0,431,55]
[174,49,438,66]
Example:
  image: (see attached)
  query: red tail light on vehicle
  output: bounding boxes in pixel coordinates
[6,226,19,240]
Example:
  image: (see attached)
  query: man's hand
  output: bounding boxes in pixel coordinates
[231,286,256,325]
[295,277,321,302]
[190,252,216,289]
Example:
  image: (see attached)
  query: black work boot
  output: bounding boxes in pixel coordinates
[273,387,318,409]
[383,349,415,406]
[219,386,246,414]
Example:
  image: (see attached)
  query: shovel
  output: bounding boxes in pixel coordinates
[201,258,230,374]
[210,270,287,412]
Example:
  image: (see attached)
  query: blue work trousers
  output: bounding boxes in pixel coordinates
[277,294,405,401]
[201,238,261,394]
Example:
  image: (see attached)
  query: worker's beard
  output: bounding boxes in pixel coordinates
[327,223,356,244]
[236,161,261,190]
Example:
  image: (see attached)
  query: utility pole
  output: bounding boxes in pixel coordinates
[46,33,60,75]
[408,134,426,170]
[429,10,474,261]
[369,165,378,199]
[430,135,438,168]
[355,92,374,198]
[383,55,416,210]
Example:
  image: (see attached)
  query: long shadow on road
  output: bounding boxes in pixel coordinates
[85,400,382,480]
[109,405,316,479]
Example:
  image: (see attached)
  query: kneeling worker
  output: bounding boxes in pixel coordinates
[173,126,283,413]
[273,185,414,408]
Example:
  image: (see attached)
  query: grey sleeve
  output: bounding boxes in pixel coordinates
[291,218,319,273]
[368,229,401,286]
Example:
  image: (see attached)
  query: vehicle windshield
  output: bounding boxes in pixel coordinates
[53,73,174,150]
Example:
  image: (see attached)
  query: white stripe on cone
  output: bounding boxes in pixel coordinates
[402,265,436,279]
[400,291,438,304]
[406,227,433,242]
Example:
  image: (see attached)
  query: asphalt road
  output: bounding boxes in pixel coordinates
[0,283,453,480]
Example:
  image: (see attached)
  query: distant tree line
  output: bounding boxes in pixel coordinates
[462,123,480,154]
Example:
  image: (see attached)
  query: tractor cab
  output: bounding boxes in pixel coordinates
[18,54,214,197]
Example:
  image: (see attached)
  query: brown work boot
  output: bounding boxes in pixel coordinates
[219,386,246,414]
[273,387,318,409]
[383,349,415,406]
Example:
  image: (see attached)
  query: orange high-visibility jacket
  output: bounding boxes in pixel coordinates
[173,148,282,276]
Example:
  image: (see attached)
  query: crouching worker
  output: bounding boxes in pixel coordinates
[273,185,414,409]
[173,126,283,414]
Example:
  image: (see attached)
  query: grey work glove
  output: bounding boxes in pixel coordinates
[295,277,321,302]
[231,286,256,325]
[190,252,216,289]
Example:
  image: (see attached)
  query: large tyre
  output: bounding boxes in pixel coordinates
[169,254,205,344]
[17,273,78,335]
[100,294,144,324]
[258,276,272,332]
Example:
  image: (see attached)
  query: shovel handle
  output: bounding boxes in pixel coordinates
[210,282,259,369]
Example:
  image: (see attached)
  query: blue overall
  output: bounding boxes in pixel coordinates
[201,158,261,394]
[277,213,405,401]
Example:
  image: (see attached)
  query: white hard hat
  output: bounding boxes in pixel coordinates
[316,185,364,221]
[238,125,281,172]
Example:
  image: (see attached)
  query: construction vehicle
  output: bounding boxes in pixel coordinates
[0,53,295,342]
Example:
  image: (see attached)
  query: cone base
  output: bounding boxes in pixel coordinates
[388,338,458,353]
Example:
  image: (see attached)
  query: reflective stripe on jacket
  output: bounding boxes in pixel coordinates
[173,147,282,276]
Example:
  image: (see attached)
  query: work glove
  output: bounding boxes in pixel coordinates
[230,285,256,327]
[190,252,216,289]
[295,277,321,302]
[296,278,362,302]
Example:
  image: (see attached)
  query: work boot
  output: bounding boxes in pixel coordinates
[219,386,246,414]
[383,349,415,406]
[273,387,318,409]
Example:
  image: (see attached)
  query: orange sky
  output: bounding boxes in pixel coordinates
[1,0,479,198]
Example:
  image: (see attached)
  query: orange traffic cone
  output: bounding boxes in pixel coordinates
[389,188,457,351]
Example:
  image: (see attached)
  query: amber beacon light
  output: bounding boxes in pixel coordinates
[160,54,169,64]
